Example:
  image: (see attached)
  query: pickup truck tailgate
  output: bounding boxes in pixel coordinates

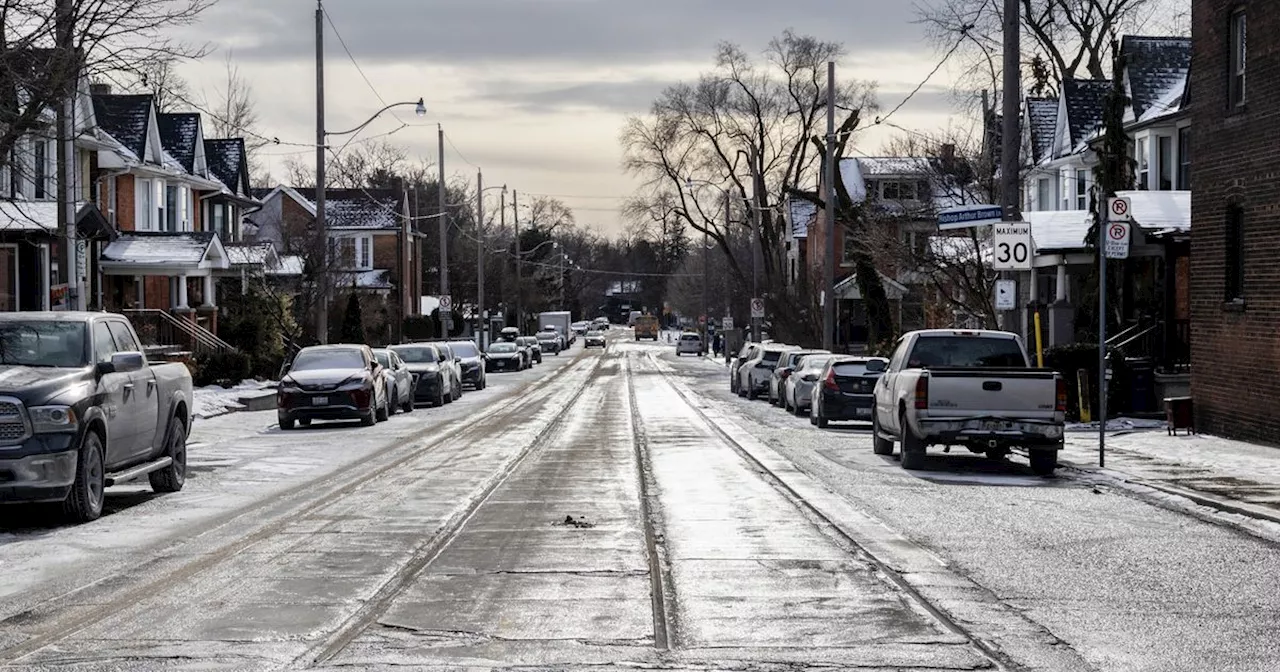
[923,368,1059,417]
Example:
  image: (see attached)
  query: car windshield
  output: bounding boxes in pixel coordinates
[449,342,479,358]
[801,356,837,372]
[0,321,87,367]
[908,336,1027,368]
[760,351,784,365]
[393,346,437,363]
[291,348,364,371]
[536,332,557,339]
[681,334,699,341]
[373,351,390,367]
[489,343,517,353]
[833,362,873,377]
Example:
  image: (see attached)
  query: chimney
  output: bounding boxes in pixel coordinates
[941,143,957,163]
[90,82,111,96]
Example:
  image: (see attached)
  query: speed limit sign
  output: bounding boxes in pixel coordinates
[991,223,1033,271]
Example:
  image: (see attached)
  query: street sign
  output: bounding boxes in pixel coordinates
[938,204,1003,230]
[990,222,1033,271]
[750,298,765,319]
[438,295,453,312]
[1105,221,1131,259]
[723,316,735,330]
[994,279,1017,311]
[1108,196,1132,222]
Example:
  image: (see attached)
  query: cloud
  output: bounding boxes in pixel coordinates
[473,78,677,113]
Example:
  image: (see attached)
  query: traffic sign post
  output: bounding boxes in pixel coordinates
[938,204,1003,230]
[991,222,1033,271]
[1104,222,1131,259]
[723,316,734,330]
[750,298,765,319]
[994,279,1017,311]
[1107,196,1132,222]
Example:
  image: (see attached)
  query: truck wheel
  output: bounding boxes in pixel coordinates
[63,430,105,523]
[149,415,187,493]
[872,413,894,456]
[900,412,927,470]
[1030,449,1058,476]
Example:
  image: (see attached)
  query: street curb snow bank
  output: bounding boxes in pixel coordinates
[192,381,276,420]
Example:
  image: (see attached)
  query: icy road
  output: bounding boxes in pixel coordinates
[1,333,1278,671]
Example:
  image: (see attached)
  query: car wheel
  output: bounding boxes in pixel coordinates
[361,409,376,426]
[747,384,758,400]
[388,390,399,416]
[1030,449,1058,476]
[149,415,187,493]
[871,412,894,456]
[375,397,390,422]
[809,411,818,426]
[899,411,927,470]
[815,406,829,428]
[402,391,414,413]
[434,383,446,408]
[279,416,295,430]
[63,429,105,523]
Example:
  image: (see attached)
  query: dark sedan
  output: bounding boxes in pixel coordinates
[486,341,525,371]
[277,345,388,429]
[535,330,561,355]
[446,340,488,390]
[389,343,453,407]
[811,357,888,428]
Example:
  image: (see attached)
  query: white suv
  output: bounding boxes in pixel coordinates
[676,332,702,356]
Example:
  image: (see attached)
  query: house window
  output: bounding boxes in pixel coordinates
[881,181,916,201]
[1230,10,1247,107]
[136,179,152,231]
[7,146,17,198]
[154,180,165,230]
[1178,127,1191,190]
[0,245,16,311]
[212,204,226,238]
[1075,170,1088,210]
[1225,205,1245,301]
[333,236,373,270]
[1037,179,1051,211]
[1158,136,1173,190]
[164,185,178,231]
[1136,137,1150,190]
[33,139,46,199]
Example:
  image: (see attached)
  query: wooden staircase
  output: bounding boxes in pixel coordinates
[122,309,239,356]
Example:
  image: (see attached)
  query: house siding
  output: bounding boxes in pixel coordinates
[115,174,136,231]
[1189,0,1280,442]
[372,233,398,271]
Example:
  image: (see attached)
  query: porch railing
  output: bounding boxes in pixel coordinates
[122,309,239,356]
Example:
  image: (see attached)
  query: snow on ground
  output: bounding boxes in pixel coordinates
[1065,417,1168,432]
[192,379,275,419]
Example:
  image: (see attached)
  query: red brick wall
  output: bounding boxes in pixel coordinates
[1189,0,1280,442]
[116,175,136,231]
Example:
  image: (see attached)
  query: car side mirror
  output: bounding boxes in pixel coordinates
[104,351,144,375]
[801,374,818,382]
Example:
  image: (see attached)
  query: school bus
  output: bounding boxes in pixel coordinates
[633,314,660,341]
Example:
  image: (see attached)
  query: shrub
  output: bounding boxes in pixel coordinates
[193,350,253,388]
[340,293,364,343]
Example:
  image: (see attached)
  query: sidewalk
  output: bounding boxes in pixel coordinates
[1060,425,1280,527]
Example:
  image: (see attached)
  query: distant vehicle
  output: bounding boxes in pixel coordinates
[570,321,591,337]
[676,332,702,356]
[783,354,839,416]
[769,350,828,406]
[634,315,660,341]
[628,310,642,326]
[486,341,524,372]
[592,317,611,330]
[584,330,606,348]
[0,312,194,522]
[517,336,543,364]
[446,340,487,390]
[729,342,761,395]
[498,327,520,342]
[536,330,562,355]
[872,329,1066,475]
[810,357,888,428]
[737,344,798,400]
[539,311,573,348]
[389,343,455,407]
[279,344,388,430]
[434,342,464,402]
[372,348,415,415]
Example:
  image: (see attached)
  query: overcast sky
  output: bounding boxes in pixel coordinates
[175,0,970,235]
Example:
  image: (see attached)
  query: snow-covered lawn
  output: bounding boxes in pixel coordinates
[192,379,275,419]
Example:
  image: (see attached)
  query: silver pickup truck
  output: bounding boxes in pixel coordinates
[0,312,194,522]
[871,329,1066,475]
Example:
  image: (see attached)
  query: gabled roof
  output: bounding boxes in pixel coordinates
[204,139,250,196]
[156,112,202,174]
[853,157,931,176]
[100,231,229,272]
[91,94,153,160]
[273,187,402,230]
[1121,36,1191,122]
[1026,97,1059,163]
[224,241,279,268]
[1062,80,1111,152]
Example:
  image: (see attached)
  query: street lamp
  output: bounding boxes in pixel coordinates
[313,97,426,343]
[476,174,506,349]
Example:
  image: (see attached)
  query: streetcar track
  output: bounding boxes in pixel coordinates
[622,353,676,651]
[635,351,1017,671]
[0,351,598,665]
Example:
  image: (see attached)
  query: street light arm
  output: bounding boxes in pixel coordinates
[325,98,426,137]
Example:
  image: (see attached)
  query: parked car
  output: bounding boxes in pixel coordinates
[871,329,1066,475]
[571,321,591,337]
[592,317,611,331]
[676,332,702,356]
[729,342,761,395]
[584,330,606,348]
[769,350,828,406]
[517,336,543,364]
[486,341,525,372]
[389,343,455,407]
[278,344,389,430]
[498,327,520,343]
[372,348,415,415]
[783,354,839,416]
[446,340,487,390]
[434,342,464,401]
[810,357,888,428]
[737,345,797,400]
[0,312,194,522]
[536,330,562,355]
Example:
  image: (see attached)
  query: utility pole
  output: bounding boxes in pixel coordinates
[558,247,565,310]
[702,221,709,354]
[476,170,484,349]
[823,60,837,352]
[314,0,328,343]
[1000,0,1021,333]
[513,189,522,333]
[55,0,77,310]
[499,188,506,326]
[750,146,762,342]
[438,124,448,298]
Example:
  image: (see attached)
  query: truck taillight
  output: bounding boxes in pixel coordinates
[1056,376,1068,412]
[824,369,840,391]
[914,376,929,409]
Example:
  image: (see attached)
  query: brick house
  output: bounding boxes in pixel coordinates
[1189,2,1277,441]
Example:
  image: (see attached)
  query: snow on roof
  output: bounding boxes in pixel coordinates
[854,157,931,176]
[1122,36,1191,122]
[1026,97,1059,163]
[788,199,816,238]
[288,188,400,229]
[269,255,305,276]
[1063,79,1110,151]
[1117,189,1190,232]
[102,231,223,267]
[92,94,152,160]
[205,139,247,196]
[336,269,393,290]
[0,200,59,232]
[1027,209,1093,251]
[1027,192,1188,252]
[225,242,276,267]
[929,235,992,264]
[834,271,909,300]
[157,113,200,173]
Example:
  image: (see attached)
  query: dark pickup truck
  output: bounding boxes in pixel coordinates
[0,312,194,522]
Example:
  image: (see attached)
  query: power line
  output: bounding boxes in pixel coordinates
[874,23,971,127]
[444,132,478,169]
[323,8,404,127]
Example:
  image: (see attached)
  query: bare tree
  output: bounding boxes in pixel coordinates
[201,53,269,185]
[126,54,189,112]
